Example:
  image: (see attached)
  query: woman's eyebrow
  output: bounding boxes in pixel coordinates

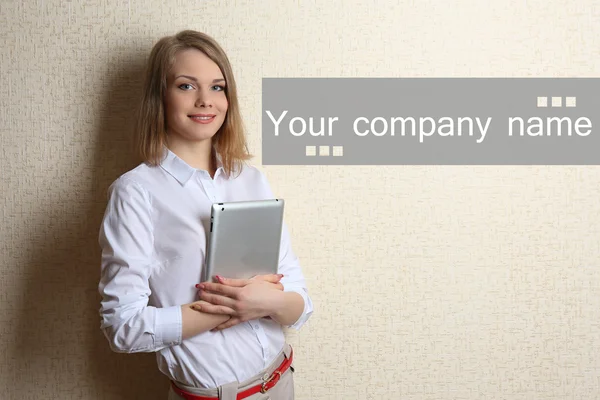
[174,75,198,82]
[174,75,225,84]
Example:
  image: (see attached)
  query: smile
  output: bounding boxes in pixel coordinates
[189,114,216,124]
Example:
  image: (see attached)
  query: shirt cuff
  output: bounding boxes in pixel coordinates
[154,305,182,347]
[283,286,313,330]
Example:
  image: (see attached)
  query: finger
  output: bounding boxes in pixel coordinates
[273,282,284,291]
[252,274,284,284]
[212,317,243,331]
[189,300,211,310]
[197,282,240,297]
[191,302,236,316]
[214,276,251,287]
[199,291,238,308]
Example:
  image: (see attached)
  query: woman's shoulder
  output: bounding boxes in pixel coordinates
[106,162,158,198]
[232,162,272,186]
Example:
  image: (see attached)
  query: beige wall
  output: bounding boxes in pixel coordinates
[1,0,599,399]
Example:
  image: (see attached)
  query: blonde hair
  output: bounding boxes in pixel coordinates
[135,30,252,176]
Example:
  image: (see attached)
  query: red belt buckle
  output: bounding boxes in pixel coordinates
[258,347,294,395]
[260,370,282,393]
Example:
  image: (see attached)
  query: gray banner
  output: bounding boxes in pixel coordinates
[261,78,599,165]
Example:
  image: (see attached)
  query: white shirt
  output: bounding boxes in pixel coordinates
[98,149,313,388]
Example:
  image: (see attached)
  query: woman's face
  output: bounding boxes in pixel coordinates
[164,48,228,145]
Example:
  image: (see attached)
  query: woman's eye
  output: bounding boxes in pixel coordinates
[211,85,225,91]
[178,83,194,90]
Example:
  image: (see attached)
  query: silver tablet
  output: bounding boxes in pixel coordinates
[202,199,284,282]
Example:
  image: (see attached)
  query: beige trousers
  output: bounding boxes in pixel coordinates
[168,344,295,400]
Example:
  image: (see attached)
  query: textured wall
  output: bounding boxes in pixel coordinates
[1,1,599,399]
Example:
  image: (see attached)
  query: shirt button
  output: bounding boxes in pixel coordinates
[253,324,259,330]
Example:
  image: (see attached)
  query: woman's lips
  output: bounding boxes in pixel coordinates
[189,115,216,124]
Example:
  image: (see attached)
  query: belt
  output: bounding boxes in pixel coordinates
[171,348,293,400]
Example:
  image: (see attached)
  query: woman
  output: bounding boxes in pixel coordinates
[98,30,313,400]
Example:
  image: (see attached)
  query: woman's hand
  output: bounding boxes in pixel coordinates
[191,274,285,330]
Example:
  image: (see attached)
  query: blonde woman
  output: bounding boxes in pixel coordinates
[98,30,313,400]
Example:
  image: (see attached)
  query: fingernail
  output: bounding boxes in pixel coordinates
[278,274,284,278]
[195,284,200,288]
[216,275,225,281]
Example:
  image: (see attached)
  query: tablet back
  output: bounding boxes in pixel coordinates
[202,199,284,282]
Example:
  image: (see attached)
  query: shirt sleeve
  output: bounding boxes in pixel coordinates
[278,222,314,330]
[257,170,314,330]
[98,177,182,353]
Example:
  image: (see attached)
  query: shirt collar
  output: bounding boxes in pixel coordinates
[159,147,225,186]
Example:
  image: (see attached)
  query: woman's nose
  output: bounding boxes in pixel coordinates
[195,90,213,108]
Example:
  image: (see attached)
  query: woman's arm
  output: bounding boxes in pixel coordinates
[257,171,314,329]
[192,269,308,330]
[181,304,229,340]
[182,274,286,338]
[99,178,224,352]
[269,291,305,326]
